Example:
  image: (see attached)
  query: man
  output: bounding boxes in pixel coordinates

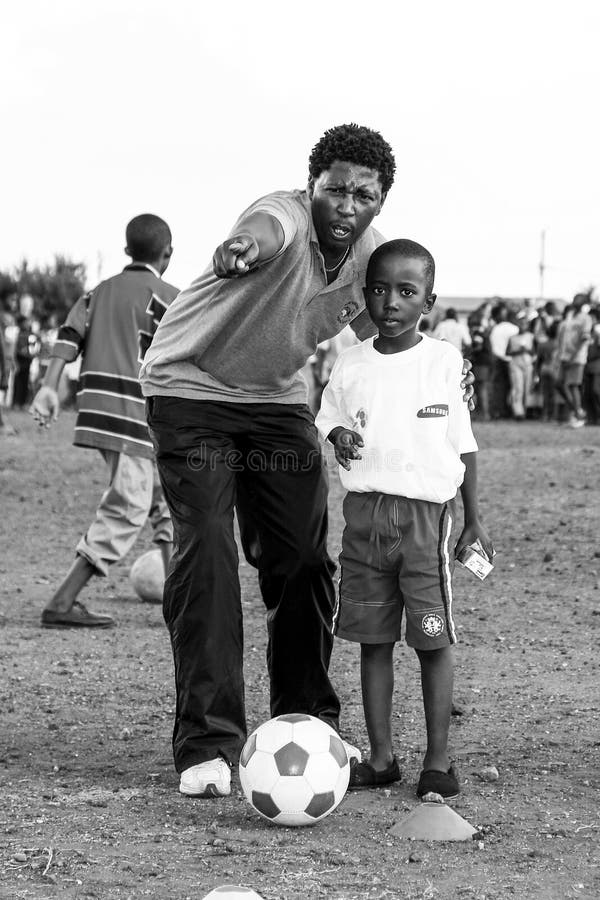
[0,319,14,435]
[141,124,475,799]
[556,293,593,427]
[489,303,518,418]
[432,307,471,352]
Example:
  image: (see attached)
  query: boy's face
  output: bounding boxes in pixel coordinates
[308,160,385,257]
[364,254,436,341]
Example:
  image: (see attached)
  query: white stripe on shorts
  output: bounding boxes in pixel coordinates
[441,509,456,642]
[331,579,342,634]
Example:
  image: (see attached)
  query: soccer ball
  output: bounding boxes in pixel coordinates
[239,713,350,827]
[201,888,264,900]
[129,549,164,603]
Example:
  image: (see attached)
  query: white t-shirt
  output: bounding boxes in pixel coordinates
[315,334,478,503]
[489,321,519,360]
[432,318,471,352]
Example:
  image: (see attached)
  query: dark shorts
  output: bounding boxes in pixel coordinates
[336,492,457,650]
[560,362,585,386]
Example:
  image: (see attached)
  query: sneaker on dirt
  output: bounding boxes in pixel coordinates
[343,740,362,765]
[179,758,231,797]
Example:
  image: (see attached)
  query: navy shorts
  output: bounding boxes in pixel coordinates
[336,492,457,649]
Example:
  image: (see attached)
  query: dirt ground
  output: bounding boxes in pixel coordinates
[1,410,599,900]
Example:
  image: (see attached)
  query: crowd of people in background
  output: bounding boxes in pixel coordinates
[308,293,600,428]
[459,294,600,427]
[2,292,600,433]
[0,308,80,431]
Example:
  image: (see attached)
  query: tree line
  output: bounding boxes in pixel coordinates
[0,256,87,324]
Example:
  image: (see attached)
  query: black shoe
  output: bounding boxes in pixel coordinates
[348,757,401,790]
[416,765,460,800]
[41,601,115,629]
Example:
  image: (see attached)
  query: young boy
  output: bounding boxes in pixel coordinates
[315,239,493,798]
[30,214,179,628]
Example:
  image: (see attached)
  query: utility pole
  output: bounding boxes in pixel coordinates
[538,229,546,302]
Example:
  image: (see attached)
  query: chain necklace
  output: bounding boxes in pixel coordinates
[324,245,350,273]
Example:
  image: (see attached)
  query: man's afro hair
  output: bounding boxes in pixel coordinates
[308,124,396,195]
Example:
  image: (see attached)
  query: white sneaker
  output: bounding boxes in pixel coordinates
[342,740,363,765]
[179,758,231,797]
[569,417,585,429]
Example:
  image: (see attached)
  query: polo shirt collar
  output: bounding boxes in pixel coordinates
[124,262,161,279]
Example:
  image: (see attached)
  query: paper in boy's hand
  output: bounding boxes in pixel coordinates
[457,540,495,581]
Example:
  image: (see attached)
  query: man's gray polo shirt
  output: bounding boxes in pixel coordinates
[140,189,383,404]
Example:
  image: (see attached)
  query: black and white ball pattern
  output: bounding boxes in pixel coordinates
[239,714,350,827]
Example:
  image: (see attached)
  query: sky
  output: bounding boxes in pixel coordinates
[2,0,599,301]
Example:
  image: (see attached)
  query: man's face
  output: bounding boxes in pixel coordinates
[363,254,435,339]
[308,161,385,256]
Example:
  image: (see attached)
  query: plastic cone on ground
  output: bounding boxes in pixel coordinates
[201,887,264,900]
[389,798,477,842]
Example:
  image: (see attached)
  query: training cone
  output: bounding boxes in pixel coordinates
[389,799,477,842]
[201,886,264,899]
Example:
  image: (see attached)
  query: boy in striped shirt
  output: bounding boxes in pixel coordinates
[31,214,179,628]
[316,239,493,798]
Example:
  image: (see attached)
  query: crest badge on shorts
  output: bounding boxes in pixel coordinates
[422,613,445,637]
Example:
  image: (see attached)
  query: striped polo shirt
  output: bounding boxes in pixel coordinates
[52,264,179,458]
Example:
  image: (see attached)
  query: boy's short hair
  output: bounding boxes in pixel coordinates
[126,214,172,263]
[366,239,435,294]
[308,124,396,195]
